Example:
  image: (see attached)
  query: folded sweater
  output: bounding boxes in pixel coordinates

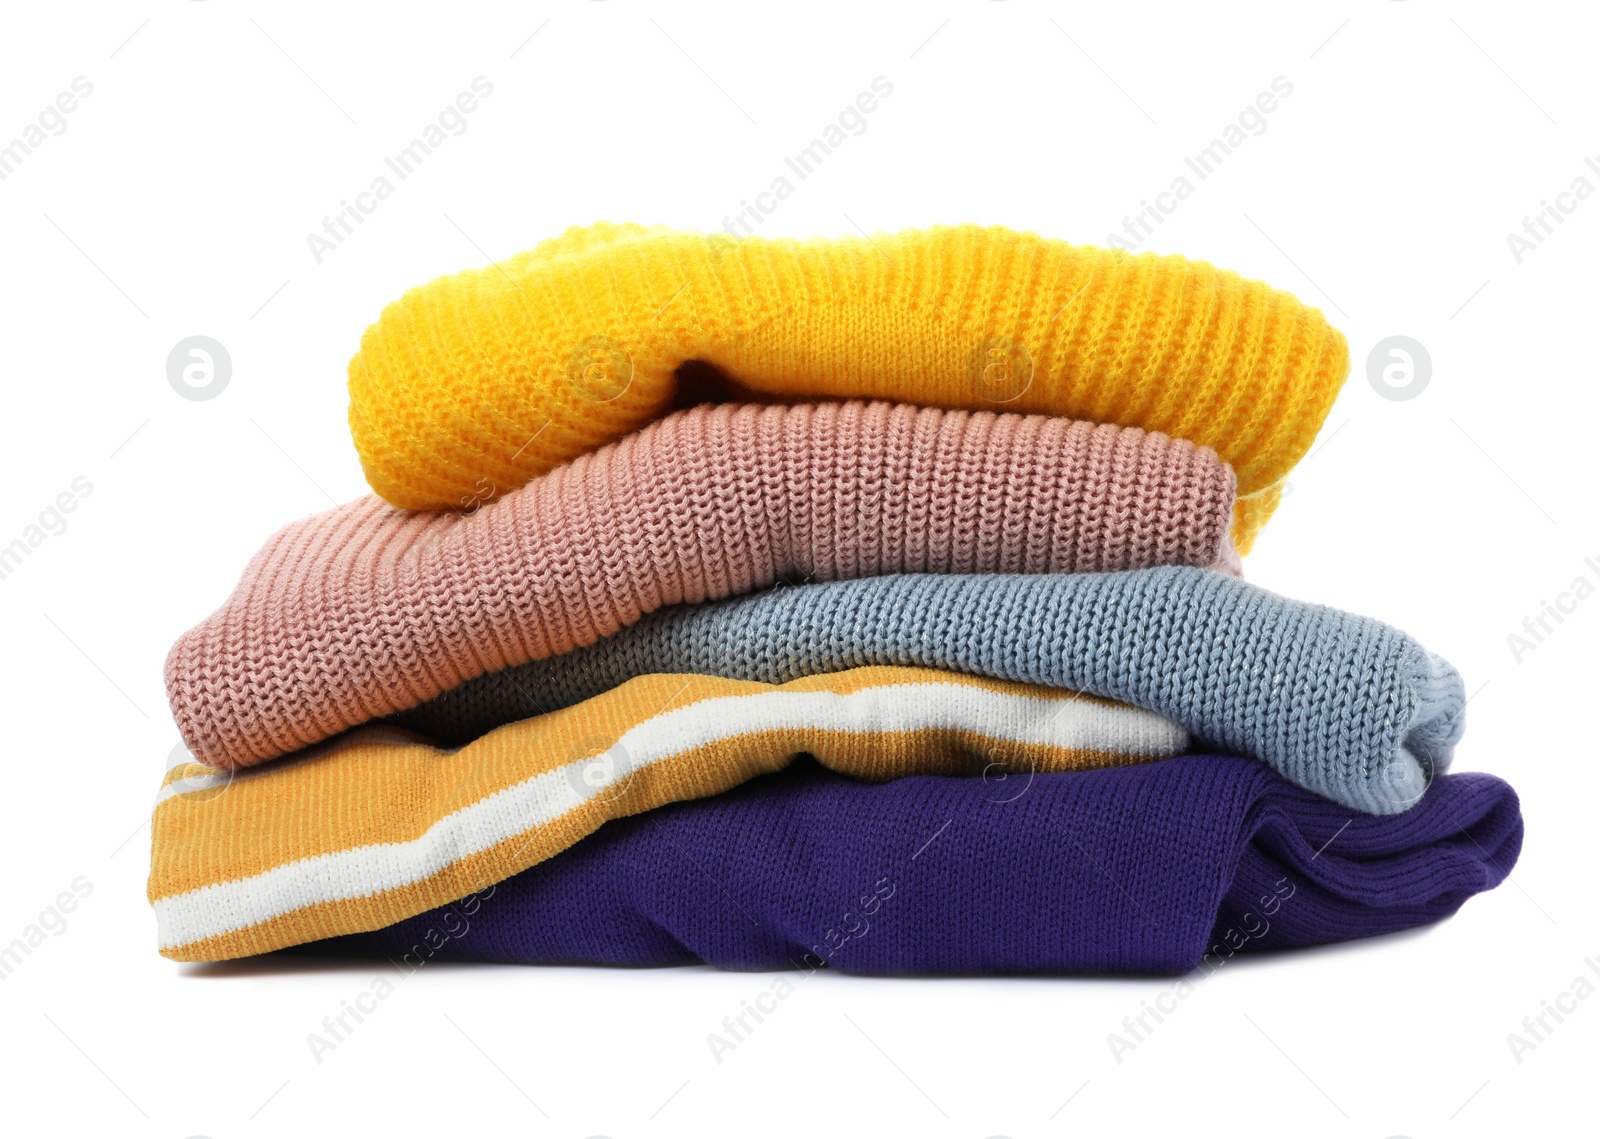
[166,400,1236,769]
[346,222,1349,550]
[396,568,1464,815]
[149,666,1189,961]
[305,755,1522,975]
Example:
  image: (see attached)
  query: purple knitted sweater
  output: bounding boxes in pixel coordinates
[305,755,1521,975]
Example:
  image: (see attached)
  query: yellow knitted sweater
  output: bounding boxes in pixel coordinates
[348,223,1348,551]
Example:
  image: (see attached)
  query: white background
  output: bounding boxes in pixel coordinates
[1,2,1596,1136]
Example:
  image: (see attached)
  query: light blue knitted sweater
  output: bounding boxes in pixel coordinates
[392,567,1465,815]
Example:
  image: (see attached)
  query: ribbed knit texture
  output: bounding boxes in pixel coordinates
[306,756,1522,975]
[346,223,1348,551]
[166,401,1236,769]
[148,666,1188,962]
[396,568,1464,815]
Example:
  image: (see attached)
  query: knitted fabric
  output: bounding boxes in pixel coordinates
[165,400,1237,770]
[148,666,1188,962]
[346,222,1348,551]
[305,756,1522,975]
[396,567,1464,815]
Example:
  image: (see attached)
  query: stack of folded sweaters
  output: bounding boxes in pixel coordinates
[151,223,1522,974]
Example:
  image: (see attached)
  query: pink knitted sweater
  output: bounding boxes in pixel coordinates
[166,401,1238,768]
